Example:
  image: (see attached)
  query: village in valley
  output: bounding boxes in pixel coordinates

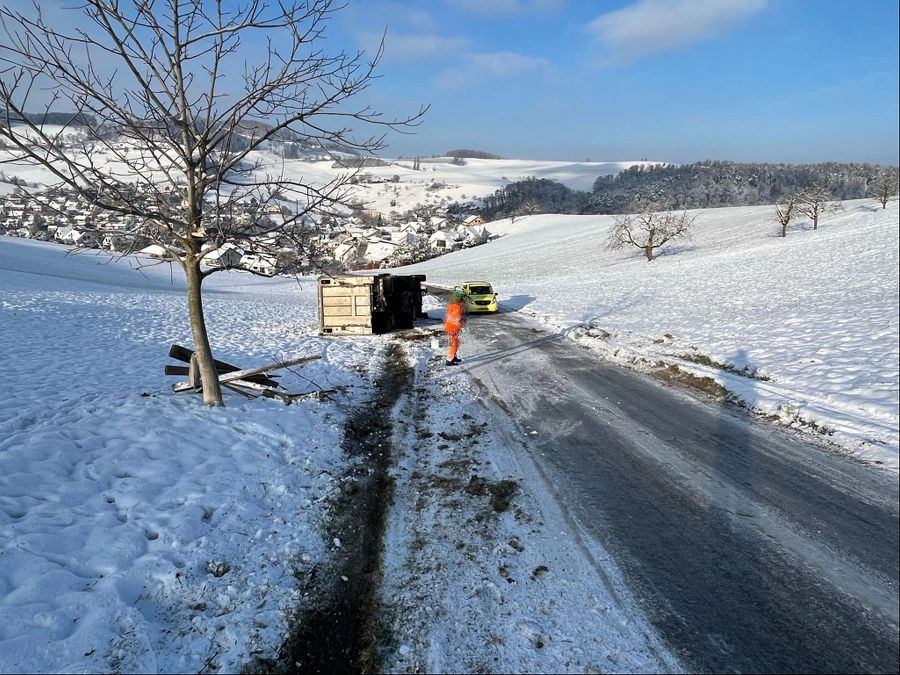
[0,164,492,275]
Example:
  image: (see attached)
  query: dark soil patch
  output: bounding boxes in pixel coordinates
[395,328,440,342]
[653,364,729,401]
[437,423,487,442]
[438,457,474,472]
[427,474,463,494]
[675,352,772,381]
[465,476,518,512]
[271,343,413,674]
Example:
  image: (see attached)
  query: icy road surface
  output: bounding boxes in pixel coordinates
[458,309,899,673]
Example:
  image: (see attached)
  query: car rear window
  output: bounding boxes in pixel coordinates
[468,285,492,295]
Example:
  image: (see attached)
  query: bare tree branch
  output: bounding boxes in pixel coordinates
[607,202,695,261]
[775,194,796,238]
[795,186,842,230]
[0,0,427,405]
[871,170,899,209]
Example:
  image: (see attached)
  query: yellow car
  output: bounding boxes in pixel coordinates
[462,281,499,313]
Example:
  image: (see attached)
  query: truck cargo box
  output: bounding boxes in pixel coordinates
[318,274,426,335]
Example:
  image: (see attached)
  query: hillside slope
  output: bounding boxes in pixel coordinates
[400,199,900,466]
[0,239,384,672]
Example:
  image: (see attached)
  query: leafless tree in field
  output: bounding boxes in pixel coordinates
[775,194,796,238]
[607,202,695,261]
[795,186,842,230]
[0,0,426,405]
[871,170,899,209]
[515,197,542,217]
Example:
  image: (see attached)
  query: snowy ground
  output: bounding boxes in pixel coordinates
[376,328,680,673]
[0,238,393,673]
[0,235,689,674]
[400,199,900,469]
[3,192,897,673]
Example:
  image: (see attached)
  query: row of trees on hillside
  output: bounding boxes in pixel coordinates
[774,187,841,237]
[481,177,589,218]
[606,170,899,261]
[477,162,898,221]
[774,172,898,237]
[590,161,891,213]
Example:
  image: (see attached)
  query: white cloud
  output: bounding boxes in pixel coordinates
[359,30,471,61]
[436,51,553,89]
[449,0,521,13]
[392,6,439,32]
[344,1,438,32]
[447,0,563,15]
[587,0,767,64]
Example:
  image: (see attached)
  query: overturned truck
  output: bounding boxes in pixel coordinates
[318,274,427,335]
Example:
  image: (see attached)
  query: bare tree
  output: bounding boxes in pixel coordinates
[607,203,695,261]
[515,197,542,217]
[775,194,796,238]
[795,186,842,230]
[871,170,899,209]
[0,0,425,405]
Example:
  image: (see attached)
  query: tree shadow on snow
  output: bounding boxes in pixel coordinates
[653,243,698,258]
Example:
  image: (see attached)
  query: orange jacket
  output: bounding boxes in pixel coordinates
[444,300,465,334]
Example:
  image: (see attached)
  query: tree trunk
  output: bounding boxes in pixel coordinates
[781,223,787,237]
[184,258,224,406]
[645,245,653,261]
[813,214,818,230]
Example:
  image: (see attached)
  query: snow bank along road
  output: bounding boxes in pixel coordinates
[457,308,899,673]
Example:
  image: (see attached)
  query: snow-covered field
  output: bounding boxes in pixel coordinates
[0,124,653,213]
[257,155,654,214]
[400,199,900,468]
[0,238,390,672]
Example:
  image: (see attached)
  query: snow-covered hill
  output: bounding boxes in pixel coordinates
[0,124,653,209]
[0,239,388,672]
[400,199,900,467]
[2,192,896,673]
[320,156,655,213]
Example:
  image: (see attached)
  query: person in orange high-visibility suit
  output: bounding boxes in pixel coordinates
[444,287,467,366]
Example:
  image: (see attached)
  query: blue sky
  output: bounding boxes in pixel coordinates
[331,0,899,164]
[3,0,897,165]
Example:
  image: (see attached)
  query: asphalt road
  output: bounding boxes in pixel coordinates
[455,308,899,674]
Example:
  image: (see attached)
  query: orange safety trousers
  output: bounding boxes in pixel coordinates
[444,300,464,361]
[447,332,461,361]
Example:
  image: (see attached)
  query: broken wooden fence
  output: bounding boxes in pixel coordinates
[165,344,333,403]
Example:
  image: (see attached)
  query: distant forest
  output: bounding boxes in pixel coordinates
[476,161,897,219]
[1,111,97,127]
[446,149,503,160]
